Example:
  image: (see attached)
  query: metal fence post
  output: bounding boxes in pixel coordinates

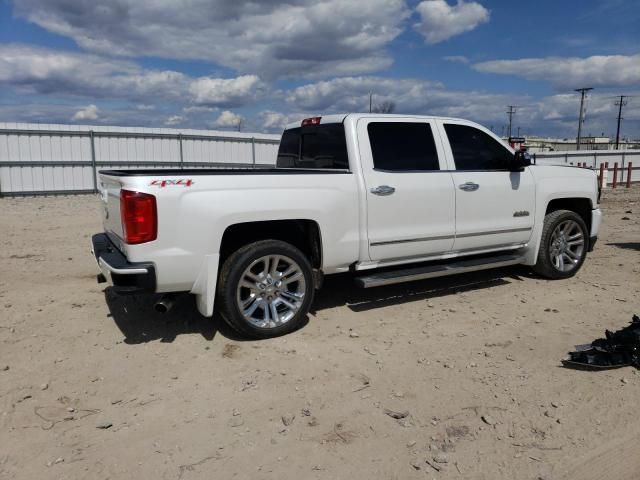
[178,133,184,169]
[251,137,256,168]
[90,130,98,193]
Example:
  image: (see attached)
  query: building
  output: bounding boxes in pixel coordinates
[507,136,640,153]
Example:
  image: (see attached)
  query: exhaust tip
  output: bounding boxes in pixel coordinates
[154,303,169,314]
[154,295,176,314]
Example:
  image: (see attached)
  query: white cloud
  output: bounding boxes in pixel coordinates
[182,106,215,114]
[213,110,244,129]
[189,75,263,107]
[282,76,640,137]
[164,115,185,126]
[71,104,99,121]
[0,44,136,93]
[287,76,448,112]
[443,55,470,64]
[258,111,311,131]
[474,54,640,88]
[0,45,263,108]
[13,0,409,79]
[415,0,489,44]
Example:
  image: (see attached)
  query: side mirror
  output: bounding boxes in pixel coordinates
[512,150,531,171]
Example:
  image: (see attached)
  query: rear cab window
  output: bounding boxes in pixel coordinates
[277,123,349,170]
[367,122,440,172]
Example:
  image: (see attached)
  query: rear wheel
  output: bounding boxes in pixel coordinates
[217,240,314,339]
[532,209,588,279]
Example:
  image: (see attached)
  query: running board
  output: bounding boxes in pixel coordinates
[355,253,524,288]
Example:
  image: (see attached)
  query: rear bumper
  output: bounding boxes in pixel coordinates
[91,233,156,294]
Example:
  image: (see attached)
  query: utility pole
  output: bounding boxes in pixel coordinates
[614,95,628,149]
[517,126,521,137]
[369,92,373,113]
[506,106,518,138]
[575,87,593,150]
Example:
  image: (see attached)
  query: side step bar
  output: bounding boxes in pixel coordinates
[355,253,524,288]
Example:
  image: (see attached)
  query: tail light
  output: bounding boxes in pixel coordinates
[120,190,157,244]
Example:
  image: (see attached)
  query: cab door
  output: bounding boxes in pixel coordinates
[437,120,536,252]
[357,117,456,262]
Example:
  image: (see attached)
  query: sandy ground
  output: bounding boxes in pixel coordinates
[1,187,639,480]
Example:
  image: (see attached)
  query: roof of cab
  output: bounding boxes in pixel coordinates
[284,113,467,130]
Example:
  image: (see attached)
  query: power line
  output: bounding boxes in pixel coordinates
[506,106,518,138]
[575,87,593,150]
[614,95,629,149]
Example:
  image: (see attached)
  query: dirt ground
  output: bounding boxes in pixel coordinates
[1,187,639,480]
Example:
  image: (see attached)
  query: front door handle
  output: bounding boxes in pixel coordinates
[458,182,479,192]
[370,185,396,196]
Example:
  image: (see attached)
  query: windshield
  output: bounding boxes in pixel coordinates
[276,123,349,170]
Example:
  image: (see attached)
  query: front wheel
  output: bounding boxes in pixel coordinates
[532,209,588,279]
[217,240,315,339]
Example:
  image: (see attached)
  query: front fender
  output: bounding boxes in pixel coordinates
[524,166,598,265]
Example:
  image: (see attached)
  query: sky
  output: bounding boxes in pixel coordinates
[0,0,639,137]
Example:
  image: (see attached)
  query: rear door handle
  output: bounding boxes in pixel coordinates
[458,182,479,192]
[370,185,396,196]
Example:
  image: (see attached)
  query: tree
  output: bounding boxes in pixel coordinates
[372,101,396,114]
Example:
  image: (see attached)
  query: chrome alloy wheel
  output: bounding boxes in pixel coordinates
[549,219,585,272]
[236,254,306,328]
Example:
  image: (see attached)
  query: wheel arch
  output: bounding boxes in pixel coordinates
[219,219,323,270]
[545,197,593,234]
[523,195,594,266]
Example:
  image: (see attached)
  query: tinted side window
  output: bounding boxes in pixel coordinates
[367,122,440,172]
[277,124,349,169]
[444,124,513,171]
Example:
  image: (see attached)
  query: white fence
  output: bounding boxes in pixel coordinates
[533,149,640,185]
[2,123,638,196]
[0,123,280,196]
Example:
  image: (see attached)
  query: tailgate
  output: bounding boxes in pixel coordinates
[99,174,125,241]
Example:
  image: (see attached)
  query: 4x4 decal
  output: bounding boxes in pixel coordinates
[150,179,194,187]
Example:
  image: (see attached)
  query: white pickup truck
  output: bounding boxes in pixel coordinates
[92,114,602,338]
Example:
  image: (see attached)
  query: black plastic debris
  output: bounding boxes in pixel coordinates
[563,315,640,370]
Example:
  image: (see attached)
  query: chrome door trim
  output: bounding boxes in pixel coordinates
[370,234,455,247]
[456,227,532,238]
[370,227,532,246]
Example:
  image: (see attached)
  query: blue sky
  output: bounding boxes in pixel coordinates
[0,0,639,137]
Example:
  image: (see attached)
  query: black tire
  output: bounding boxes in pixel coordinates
[532,209,589,279]
[217,240,315,339]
